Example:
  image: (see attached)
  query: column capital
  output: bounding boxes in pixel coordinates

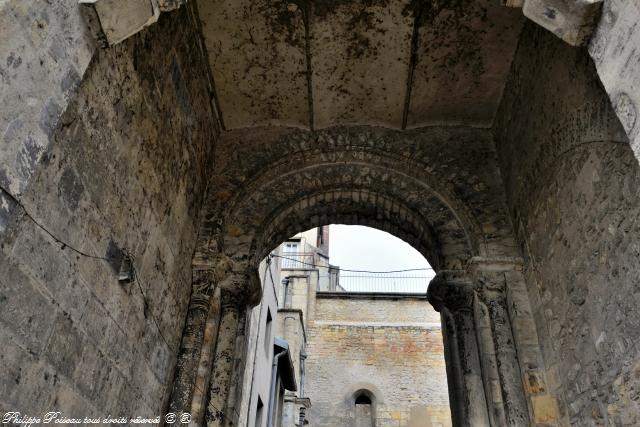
[202,253,263,308]
[427,272,474,312]
[466,257,525,301]
[218,269,262,308]
[190,269,216,311]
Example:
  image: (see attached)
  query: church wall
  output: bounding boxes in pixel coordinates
[494,21,640,426]
[0,5,217,418]
[306,294,451,427]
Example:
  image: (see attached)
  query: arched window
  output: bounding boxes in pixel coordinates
[354,390,375,427]
[355,394,372,405]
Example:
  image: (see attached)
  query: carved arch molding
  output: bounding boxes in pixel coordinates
[193,125,518,298]
[168,127,558,426]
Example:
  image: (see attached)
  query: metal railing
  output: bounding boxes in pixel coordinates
[280,252,316,269]
[275,252,433,294]
[337,271,432,294]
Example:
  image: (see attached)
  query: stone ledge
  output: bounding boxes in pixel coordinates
[79,0,189,47]
[79,0,160,46]
[522,0,604,46]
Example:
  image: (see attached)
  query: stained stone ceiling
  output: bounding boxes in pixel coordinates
[196,0,525,130]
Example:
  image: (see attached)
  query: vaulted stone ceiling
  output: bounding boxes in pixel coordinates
[196,0,525,130]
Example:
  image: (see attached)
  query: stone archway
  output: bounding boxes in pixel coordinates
[2,1,640,425]
[166,126,555,426]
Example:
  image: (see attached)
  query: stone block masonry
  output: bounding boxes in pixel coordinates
[494,21,640,426]
[306,294,452,427]
[1,0,96,212]
[0,3,218,418]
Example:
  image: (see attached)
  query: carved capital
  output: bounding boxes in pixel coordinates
[220,289,245,310]
[466,257,524,303]
[190,269,216,311]
[215,266,263,310]
[474,282,507,311]
[427,272,474,313]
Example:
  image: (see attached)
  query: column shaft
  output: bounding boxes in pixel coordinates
[441,308,468,426]
[205,294,241,427]
[191,287,223,425]
[428,274,491,427]
[222,310,248,427]
[168,272,215,419]
[481,292,529,425]
[474,297,508,427]
[453,307,491,427]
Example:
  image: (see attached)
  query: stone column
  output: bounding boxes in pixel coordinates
[205,291,243,427]
[221,308,248,427]
[168,270,216,419]
[440,307,469,426]
[473,296,508,427]
[469,257,559,425]
[428,273,491,427]
[474,283,528,426]
[190,286,222,424]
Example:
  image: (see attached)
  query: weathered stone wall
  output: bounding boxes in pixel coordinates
[589,0,640,159]
[306,295,451,427]
[313,295,441,326]
[196,125,521,286]
[494,22,638,426]
[1,0,95,215]
[0,4,217,418]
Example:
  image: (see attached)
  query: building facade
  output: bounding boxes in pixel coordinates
[236,227,451,426]
[306,293,451,427]
[235,251,300,427]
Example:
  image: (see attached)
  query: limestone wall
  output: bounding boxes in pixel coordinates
[494,22,640,426]
[0,0,95,213]
[313,295,441,325]
[0,5,217,418]
[306,295,451,427]
[589,0,640,159]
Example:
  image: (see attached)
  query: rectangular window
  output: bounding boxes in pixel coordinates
[282,242,298,268]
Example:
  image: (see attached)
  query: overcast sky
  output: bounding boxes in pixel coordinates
[328,224,433,274]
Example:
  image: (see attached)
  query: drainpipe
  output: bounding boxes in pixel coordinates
[267,347,287,427]
[299,350,307,397]
[299,351,307,426]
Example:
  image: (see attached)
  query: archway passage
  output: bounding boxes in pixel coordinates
[169,125,551,427]
[230,225,452,427]
[4,0,640,426]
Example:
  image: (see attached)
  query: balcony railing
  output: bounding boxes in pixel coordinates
[280,252,316,269]
[276,253,433,294]
[337,271,432,294]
